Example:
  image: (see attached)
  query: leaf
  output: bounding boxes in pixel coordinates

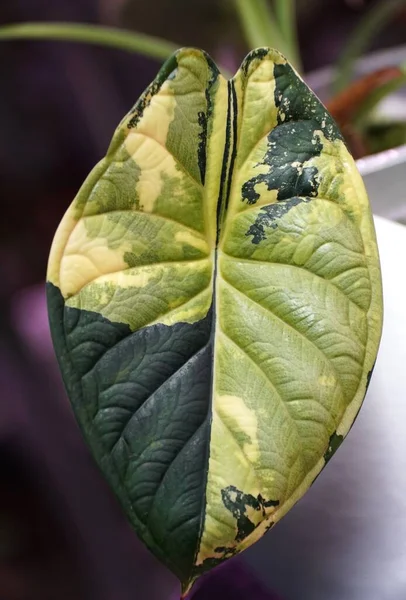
[47,48,383,596]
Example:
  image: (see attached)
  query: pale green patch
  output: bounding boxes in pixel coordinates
[166,49,210,184]
[305,130,365,225]
[152,171,205,234]
[65,260,212,331]
[156,283,213,326]
[216,395,260,463]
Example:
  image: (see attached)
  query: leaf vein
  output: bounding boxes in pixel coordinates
[223,278,350,400]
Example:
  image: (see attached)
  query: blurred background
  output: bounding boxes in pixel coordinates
[0,1,406,599]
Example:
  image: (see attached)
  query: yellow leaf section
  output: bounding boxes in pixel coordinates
[47,49,229,331]
[47,161,108,291]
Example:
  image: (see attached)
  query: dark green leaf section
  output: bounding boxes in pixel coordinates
[246,196,311,244]
[47,282,213,582]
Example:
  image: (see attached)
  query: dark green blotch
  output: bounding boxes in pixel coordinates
[194,544,238,578]
[246,196,311,244]
[197,65,217,186]
[197,110,207,185]
[324,431,344,463]
[241,57,345,230]
[215,81,234,245]
[366,362,376,392]
[241,120,323,208]
[221,485,279,543]
[191,483,279,580]
[224,82,238,216]
[127,79,161,130]
[273,62,342,142]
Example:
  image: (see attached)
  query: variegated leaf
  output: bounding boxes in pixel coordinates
[47,48,383,596]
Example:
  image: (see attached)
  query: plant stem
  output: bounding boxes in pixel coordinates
[234,0,275,48]
[0,22,179,62]
[234,0,300,69]
[273,0,301,71]
[334,0,406,93]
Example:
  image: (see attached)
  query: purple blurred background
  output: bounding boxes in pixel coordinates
[0,1,405,599]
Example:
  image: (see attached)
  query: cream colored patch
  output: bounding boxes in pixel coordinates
[126,133,175,213]
[250,55,277,83]
[175,231,209,254]
[70,264,162,294]
[318,375,337,387]
[338,145,376,247]
[250,181,278,210]
[131,80,175,146]
[244,141,270,174]
[115,269,154,288]
[47,204,79,288]
[245,49,286,81]
[123,82,178,214]
[291,160,304,175]
[59,220,131,298]
[216,395,260,462]
[137,166,165,213]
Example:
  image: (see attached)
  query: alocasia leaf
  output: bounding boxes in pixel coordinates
[46,48,383,596]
